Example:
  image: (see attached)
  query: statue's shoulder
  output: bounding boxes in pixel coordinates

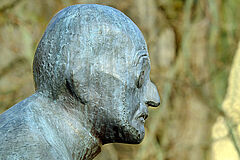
[0,93,38,130]
[0,94,64,160]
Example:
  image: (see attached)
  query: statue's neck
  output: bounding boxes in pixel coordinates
[63,118,101,160]
[33,92,101,160]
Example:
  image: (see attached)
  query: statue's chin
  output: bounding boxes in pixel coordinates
[120,122,145,144]
[100,119,145,144]
[132,125,145,144]
[127,118,145,143]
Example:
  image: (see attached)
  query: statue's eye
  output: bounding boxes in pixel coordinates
[136,71,145,88]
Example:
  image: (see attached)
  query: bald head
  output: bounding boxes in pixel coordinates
[33,4,147,97]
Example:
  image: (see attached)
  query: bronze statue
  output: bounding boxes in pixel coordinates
[0,4,160,160]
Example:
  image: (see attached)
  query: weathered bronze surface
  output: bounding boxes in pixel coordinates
[0,4,160,160]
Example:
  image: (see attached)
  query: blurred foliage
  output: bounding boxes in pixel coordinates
[1,0,240,159]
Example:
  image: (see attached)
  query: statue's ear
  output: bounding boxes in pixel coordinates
[67,66,103,106]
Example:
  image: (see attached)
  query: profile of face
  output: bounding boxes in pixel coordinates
[33,4,160,145]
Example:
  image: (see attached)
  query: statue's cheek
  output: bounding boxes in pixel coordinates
[122,87,140,120]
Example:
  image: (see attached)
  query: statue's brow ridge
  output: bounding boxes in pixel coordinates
[133,50,149,66]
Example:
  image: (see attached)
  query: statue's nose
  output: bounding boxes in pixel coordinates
[144,80,160,107]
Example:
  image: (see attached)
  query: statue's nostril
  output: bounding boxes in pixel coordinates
[145,101,160,107]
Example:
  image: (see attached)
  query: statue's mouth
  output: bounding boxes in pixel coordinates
[137,112,148,123]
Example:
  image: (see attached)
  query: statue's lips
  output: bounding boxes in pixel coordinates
[137,112,148,123]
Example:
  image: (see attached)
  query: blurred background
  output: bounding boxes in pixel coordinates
[1,0,240,159]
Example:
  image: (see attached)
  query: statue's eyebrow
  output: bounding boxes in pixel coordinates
[133,50,150,66]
